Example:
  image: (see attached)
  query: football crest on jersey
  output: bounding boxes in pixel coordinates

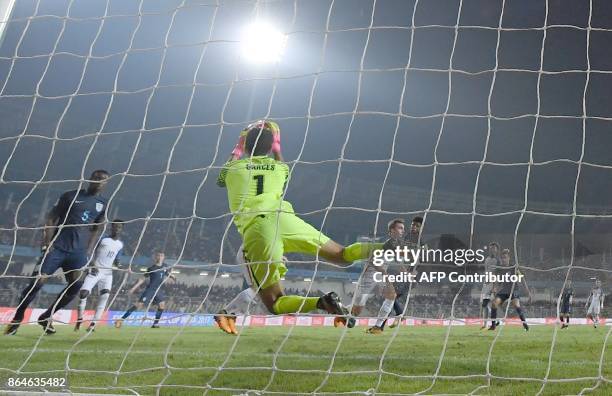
[96,202,104,212]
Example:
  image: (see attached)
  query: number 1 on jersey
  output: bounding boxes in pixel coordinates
[254,175,264,195]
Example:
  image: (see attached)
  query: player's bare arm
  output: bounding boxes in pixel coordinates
[129,278,145,294]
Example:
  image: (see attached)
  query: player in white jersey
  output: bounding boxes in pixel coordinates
[75,220,124,332]
[586,279,605,328]
[480,242,499,329]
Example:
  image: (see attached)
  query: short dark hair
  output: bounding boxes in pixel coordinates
[91,169,109,178]
[412,216,423,224]
[387,218,405,231]
[489,241,499,248]
[112,219,124,223]
[245,126,274,156]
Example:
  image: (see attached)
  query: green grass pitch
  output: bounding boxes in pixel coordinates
[0,324,610,395]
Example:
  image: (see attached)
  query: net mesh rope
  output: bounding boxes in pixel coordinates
[0,0,610,394]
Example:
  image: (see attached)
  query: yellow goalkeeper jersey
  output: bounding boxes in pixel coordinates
[217,156,291,234]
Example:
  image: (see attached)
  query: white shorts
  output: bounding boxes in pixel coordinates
[587,302,601,316]
[480,284,493,302]
[81,271,112,293]
[354,266,380,306]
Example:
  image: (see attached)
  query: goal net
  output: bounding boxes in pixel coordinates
[0,0,610,394]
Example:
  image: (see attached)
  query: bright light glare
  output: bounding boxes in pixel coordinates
[241,22,287,62]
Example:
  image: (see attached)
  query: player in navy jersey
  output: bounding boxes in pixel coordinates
[488,249,532,332]
[381,216,422,331]
[115,251,175,329]
[4,170,110,336]
[560,280,573,329]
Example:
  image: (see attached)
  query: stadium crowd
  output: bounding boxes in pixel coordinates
[0,273,592,319]
[0,200,608,321]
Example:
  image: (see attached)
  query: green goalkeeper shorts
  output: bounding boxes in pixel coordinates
[243,211,331,290]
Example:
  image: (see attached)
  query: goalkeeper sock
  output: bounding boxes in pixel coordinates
[342,242,384,263]
[122,305,137,319]
[490,307,497,321]
[375,299,395,328]
[516,306,526,323]
[153,308,163,325]
[272,295,319,314]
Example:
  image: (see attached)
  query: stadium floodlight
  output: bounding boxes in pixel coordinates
[241,21,286,62]
[220,273,230,278]
[303,278,312,282]
[199,271,208,276]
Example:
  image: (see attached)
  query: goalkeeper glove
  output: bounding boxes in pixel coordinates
[270,122,281,154]
[231,129,248,159]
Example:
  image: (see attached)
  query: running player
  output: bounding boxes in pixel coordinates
[364,219,406,334]
[586,279,604,328]
[384,216,422,330]
[560,280,573,329]
[5,170,109,336]
[115,251,174,329]
[75,219,124,332]
[488,248,532,332]
[480,242,499,329]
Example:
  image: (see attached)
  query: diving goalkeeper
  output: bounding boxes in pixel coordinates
[216,121,382,326]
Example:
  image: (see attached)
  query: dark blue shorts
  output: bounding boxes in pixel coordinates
[561,302,571,314]
[36,248,88,275]
[496,292,519,302]
[139,287,166,305]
